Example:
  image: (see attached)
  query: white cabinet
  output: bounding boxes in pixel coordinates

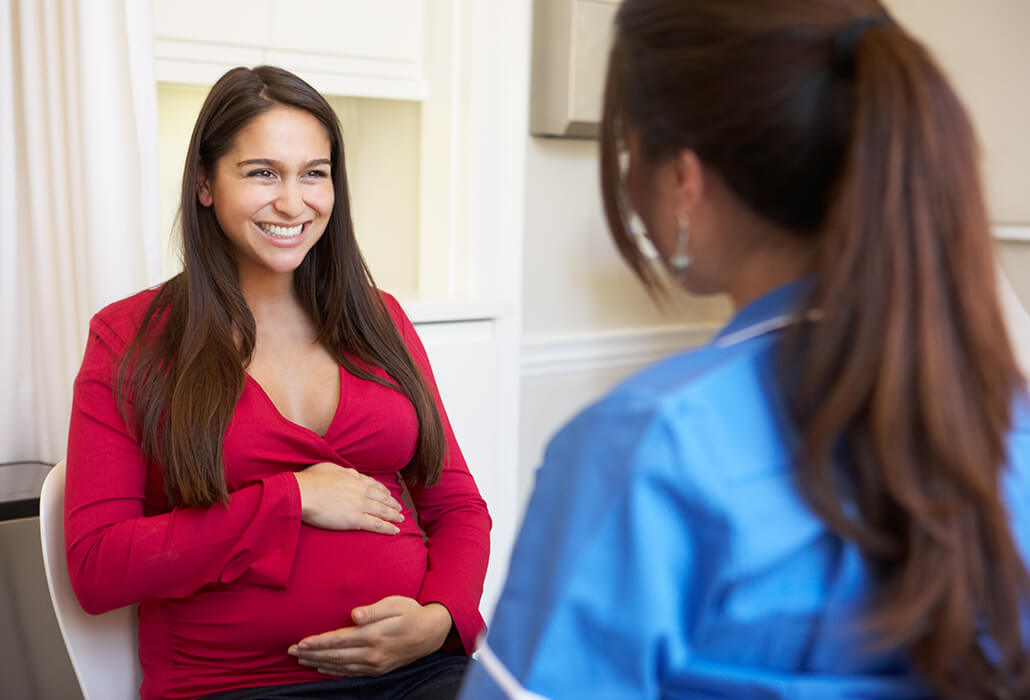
[152,0,426,99]
[413,317,515,619]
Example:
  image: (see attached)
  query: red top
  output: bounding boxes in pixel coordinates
[65,288,491,700]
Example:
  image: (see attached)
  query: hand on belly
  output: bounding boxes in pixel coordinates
[288,596,453,677]
[166,527,429,653]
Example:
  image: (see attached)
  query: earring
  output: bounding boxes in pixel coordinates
[669,213,691,272]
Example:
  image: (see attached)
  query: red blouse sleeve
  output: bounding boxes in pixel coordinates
[382,294,492,653]
[64,307,303,615]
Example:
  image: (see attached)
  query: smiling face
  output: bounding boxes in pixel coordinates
[197,105,335,284]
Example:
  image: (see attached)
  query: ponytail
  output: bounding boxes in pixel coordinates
[789,18,1030,698]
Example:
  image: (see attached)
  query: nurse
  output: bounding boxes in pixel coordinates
[460,1,1030,698]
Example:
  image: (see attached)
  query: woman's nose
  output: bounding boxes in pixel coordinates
[274,181,304,218]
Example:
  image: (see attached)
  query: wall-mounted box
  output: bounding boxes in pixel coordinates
[530,0,619,138]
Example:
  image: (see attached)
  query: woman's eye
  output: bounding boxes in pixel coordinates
[306,170,329,178]
[247,169,275,178]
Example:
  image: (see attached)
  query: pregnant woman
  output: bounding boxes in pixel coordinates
[65,65,490,700]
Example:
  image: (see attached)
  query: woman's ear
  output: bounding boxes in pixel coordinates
[671,149,705,216]
[197,168,213,208]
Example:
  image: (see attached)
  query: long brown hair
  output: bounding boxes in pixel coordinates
[600,1,1029,696]
[118,66,446,506]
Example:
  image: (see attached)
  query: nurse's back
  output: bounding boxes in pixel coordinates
[594,315,1030,696]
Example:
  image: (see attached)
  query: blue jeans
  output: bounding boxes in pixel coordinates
[200,651,471,700]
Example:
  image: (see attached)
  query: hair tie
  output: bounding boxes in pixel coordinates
[833,12,892,75]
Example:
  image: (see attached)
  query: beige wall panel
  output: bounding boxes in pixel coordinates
[327,96,420,295]
[156,84,206,278]
[887,0,1030,224]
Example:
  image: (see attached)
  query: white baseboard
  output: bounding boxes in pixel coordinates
[520,324,718,377]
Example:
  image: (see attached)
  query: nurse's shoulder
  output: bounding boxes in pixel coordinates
[543,331,791,496]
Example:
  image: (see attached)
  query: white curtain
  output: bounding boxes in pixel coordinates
[0,0,160,491]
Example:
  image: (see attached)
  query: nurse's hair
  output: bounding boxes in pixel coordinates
[117,66,447,505]
[600,1,1028,697]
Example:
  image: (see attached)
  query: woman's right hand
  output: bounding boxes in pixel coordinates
[293,462,404,534]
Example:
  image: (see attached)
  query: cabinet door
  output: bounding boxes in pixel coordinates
[153,0,272,48]
[153,0,427,99]
[265,1,422,63]
[414,320,515,618]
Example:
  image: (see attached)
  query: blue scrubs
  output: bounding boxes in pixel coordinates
[460,281,1030,699]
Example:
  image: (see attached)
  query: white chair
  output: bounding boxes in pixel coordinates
[39,460,142,700]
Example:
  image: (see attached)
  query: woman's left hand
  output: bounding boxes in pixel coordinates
[288,596,453,677]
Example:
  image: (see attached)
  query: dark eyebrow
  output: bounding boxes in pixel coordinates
[235,158,332,168]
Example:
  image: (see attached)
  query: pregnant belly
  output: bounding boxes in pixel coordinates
[160,525,429,654]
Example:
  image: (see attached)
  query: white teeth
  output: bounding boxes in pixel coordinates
[258,223,303,238]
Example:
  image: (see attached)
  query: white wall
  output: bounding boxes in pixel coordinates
[887,0,1030,225]
[516,135,729,512]
[520,138,728,336]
